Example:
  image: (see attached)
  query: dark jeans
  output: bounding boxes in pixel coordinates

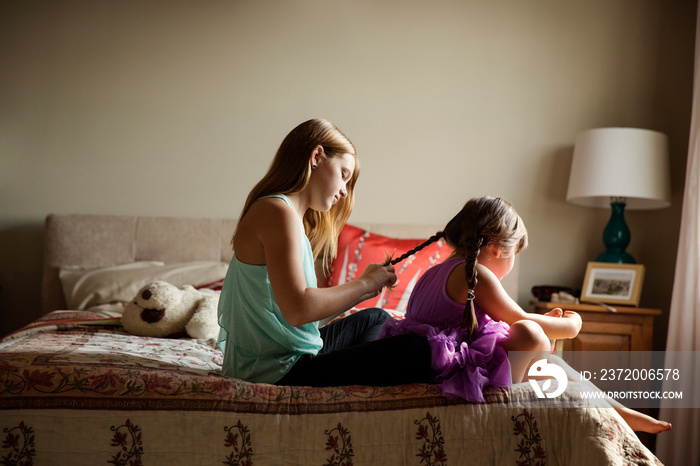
[276,308,433,387]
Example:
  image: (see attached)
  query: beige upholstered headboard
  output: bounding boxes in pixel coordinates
[41,214,519,313]
[42,214,238,314]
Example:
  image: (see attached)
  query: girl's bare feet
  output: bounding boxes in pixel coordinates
[617,407,672,433]
[543,308,563,318]
[546,354,672,435]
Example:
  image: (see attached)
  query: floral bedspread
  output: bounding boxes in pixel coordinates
[0,311,662,465]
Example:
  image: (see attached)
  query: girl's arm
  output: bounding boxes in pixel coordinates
[473,264,582,339]
[252,200,395,327]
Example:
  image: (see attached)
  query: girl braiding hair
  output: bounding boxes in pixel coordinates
[387,196,527,336]
[219,118,436,390]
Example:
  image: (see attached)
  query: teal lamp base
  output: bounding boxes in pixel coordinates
[596,250,636,263]
[596,201,636,264]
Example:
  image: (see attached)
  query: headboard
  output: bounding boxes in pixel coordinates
[42,214,519,313]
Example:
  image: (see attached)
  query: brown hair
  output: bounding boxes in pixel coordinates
[390,196,527,336]
[237,119,359,271]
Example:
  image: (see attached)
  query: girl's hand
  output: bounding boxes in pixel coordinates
[358,263,397,298]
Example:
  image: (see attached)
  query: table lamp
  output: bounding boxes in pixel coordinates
[566,127,671,263]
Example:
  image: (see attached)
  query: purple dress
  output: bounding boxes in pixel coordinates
[379,257,511,402]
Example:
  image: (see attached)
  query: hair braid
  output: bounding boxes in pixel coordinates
[461,233,484,336]
[385,232,445,266]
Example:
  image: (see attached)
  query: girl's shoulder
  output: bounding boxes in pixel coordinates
[235,197,299,252]
[473,263,502,293]
[245,196,294,222]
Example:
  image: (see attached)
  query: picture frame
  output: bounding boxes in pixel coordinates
[580,262,645,307]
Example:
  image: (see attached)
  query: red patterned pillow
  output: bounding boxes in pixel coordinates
[326,224,453,312]
[196,279,224,291]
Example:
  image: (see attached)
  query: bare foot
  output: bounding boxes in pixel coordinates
[544,308,563,318]
[617,407,672,433]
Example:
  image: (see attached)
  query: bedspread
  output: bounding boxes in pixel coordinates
[0,312,662,465]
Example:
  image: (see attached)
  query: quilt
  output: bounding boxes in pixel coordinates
[0,311,662,465]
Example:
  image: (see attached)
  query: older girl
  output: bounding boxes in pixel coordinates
[216,119,432,387]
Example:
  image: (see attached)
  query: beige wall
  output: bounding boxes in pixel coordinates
[1,1,695,349]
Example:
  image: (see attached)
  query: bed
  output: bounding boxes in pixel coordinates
[0,213,662,465]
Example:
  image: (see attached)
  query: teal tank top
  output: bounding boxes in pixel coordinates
[216,194,322,383]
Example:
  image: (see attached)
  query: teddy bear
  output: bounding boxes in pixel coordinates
[121,281,220,340]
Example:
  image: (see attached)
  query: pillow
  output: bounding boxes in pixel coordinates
[196,279,225,291]
[59,261,229,311]
[327,224,453,312]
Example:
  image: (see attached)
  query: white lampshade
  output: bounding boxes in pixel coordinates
[566,127,671,210]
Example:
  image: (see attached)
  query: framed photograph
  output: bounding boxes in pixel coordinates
[580,262,645,307]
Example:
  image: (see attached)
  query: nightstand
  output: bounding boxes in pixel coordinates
[531,301,661,352]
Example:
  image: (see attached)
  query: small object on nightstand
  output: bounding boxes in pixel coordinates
[589,301,617,313]
[531,285,579,302]
[580,262,645,307]
[550,291,579,304]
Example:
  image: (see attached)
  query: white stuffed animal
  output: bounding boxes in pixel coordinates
[122,281,220,340]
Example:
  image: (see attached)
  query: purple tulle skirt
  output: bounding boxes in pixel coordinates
[380,315,511,402]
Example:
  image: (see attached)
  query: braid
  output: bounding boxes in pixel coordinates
[461,233,484,336]
[386,232,445,266]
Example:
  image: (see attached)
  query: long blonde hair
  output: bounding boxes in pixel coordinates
[237,119,359,271]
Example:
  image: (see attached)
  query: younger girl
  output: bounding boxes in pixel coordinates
[380,196,671,433]
[217,119,433,387]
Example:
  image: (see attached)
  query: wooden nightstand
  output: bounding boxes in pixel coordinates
[531,301,661,352]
